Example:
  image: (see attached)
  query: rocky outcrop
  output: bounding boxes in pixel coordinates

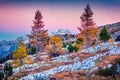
[51,29,71,36]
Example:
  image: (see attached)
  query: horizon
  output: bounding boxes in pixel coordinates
[0,0,120,41]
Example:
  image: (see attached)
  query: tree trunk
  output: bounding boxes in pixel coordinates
[96,30,99,45]
[36,42,39,61]
[86,28,89,48]
[35,30,39,61]
[86,18,89,48]
[20,58,23,65]
[36,41,39,54]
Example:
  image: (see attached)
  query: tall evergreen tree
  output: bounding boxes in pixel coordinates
[28,10,49,54]
[78,4,95,48]
[99,27,111,42]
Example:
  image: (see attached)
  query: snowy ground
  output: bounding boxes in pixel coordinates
[13,55,69,73]
[13,61,52,73]
[13,54,75,73]
[14,42,120,74]
[20,42,120,80]
[81,42,119,53]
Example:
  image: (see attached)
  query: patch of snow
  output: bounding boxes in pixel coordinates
[13,61,51,73]
[20,53,103,80]
[81,42,120,53]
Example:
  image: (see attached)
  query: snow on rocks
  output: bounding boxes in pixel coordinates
[51,54,72,63]
[116,63,120,73]
[20,42,120,80]
[20,53,102,80]
[14,54,74,74]
[13,63,38,73]
[13,61,51,73]
[81,42,119,53]
[4,60,13,64]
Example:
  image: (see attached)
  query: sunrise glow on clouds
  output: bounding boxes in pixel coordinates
[0,0,120,40]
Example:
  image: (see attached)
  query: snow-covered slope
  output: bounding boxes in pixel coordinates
[20,42,120,80]
[81,42,119,53]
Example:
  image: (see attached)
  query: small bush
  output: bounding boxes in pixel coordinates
[67,44,80,52]
[30,46,36,55]
[63,43,66,48]
[0,72,4,80]
[76,38,83,44]
[97,66,116,77]
[91,40,96,46]
[12,60,20,68]
[67,44,75,52]
[74,45,79,52]
[116,35,120,41]
[4,63,13,77]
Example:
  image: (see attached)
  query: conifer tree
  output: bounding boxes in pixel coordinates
[4,63,13,79]
[99,27,111,42]
[13,40,27,65]
[0,72,4,80]
[28,10,49,53]
[67,44,75,52]
[78,4,95,48]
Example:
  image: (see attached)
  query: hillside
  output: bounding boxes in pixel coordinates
[6,42,120,80]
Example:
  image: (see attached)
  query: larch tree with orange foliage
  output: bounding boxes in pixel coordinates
[78,4,96,48]
[28,10,49,54]
[79,27,98,46]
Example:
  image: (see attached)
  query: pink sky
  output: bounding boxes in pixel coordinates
[0,2,120,40]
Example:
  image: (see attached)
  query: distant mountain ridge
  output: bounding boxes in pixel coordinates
[0,40,18,58]
[51,29,72,36]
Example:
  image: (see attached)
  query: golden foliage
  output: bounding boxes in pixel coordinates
[76,35,86,49]
[97,39,102,45]
[13,45,27,60]
[108,38,114,43]
[77,34,85,40]
[13,41,27,66]
[80,27,98,37]
[49,36,62,45]
[23,55,35,64]
[74,43,82,51]
[45,36,63,55]
[12,60,20,68]
[78,27,98,47]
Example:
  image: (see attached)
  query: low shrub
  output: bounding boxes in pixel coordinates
[97,66,116,77]
[30,46,36,55]
[0,72,4,80]
[67,44,75,52]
